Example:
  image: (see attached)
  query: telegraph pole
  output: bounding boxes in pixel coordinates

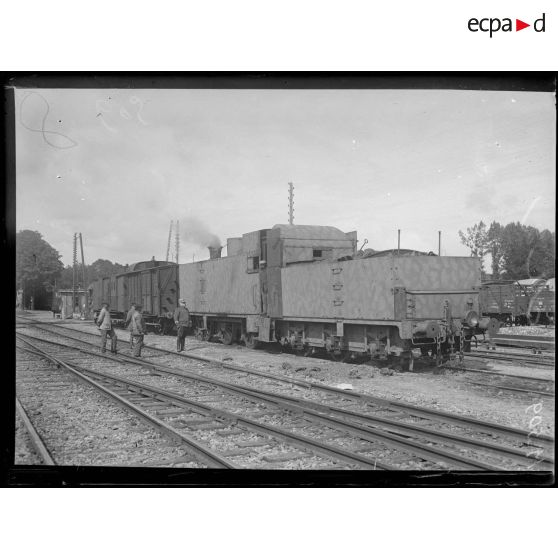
[72,233,78,316]
[79,233,86,318]
[175,219,180,264]
[166,220,173,261]
[288,182,294,225]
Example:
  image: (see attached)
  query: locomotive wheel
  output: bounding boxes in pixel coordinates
[222,328,233,345]
[245,333,260,350]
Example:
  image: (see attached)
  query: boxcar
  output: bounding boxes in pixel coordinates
[89,261,179,332]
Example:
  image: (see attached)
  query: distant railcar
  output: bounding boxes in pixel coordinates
[480,279,555,325]
[522,279,555,325]
[179,224,498,369]
[89,260,178,332]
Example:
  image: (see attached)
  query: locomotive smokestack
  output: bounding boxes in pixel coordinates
[208,246,222,260]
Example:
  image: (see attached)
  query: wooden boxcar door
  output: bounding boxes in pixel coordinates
[110,277,118,310]
[152,268,161,317]
[158,265,178,315]
[142,270,152,314]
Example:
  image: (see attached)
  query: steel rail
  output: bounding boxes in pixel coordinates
[472,348,554,360]
[220,383,554,467]
[446,365,554,384]
[16,336,391,470]
[16,340,235,469]
[15,397,56,466]
[464,380,555,399]
[70,364,498,471]
[17,331,550,470]
[16,326,555,446]
[466,352,555,368]
[212,381,551,469]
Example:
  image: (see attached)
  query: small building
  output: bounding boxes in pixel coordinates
[54,289,88,319]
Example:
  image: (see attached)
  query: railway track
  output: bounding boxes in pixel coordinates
[445,363,554,397]
[491,333,555,352]
[15,397,56,465]
[17,338,399,470]
[15,320,554,470]
[16,343,235,468]
[467,350,554,369]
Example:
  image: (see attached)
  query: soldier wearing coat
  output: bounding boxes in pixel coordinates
[173,299,190,352]
[96,302,117,354]
[124,302,136,346]
[130,303,146,357]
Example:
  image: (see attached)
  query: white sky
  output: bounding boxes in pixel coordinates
[15,88,556,267]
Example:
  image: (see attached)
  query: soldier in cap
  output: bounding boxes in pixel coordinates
[124,302,137,346]
[96,301,118,354]
[130,303,146,357]
[173,298,190,352]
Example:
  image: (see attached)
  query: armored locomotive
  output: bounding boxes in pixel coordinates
[179,224,498,369]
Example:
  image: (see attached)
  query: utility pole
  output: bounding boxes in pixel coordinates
[166,220,173,262]
[79,233,86,318]
[288,182,294,225]
[72,233,78,317]
[175,219,180,264]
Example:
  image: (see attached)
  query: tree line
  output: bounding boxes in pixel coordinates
[16,230,129,310]
[459,221,555,280]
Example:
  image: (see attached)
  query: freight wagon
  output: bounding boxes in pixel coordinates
[480,279,555,325]
[89,260,178,332]
[179,224,498,369]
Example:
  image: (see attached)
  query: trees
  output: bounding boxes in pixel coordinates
[56,259,129,289]
[459,221,555,280]
[16,230,64,309]
[458,221,488,273]
[487,221,504,277]
[88,259,128,282]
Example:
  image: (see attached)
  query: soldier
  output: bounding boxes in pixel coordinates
[96,302,117,354]
[173,298,190,352]
[130,303,146,357]
[124,302,136,347]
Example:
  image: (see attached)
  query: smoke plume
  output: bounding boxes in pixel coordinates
[180,216,221,248]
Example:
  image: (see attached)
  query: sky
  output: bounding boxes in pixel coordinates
[15,87,556,268]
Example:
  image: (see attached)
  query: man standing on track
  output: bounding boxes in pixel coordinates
[130,303,146,357]
[96,301,117,354]
[173,298,190,352]
[124,301,136,347]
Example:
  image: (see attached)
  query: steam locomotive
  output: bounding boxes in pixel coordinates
[89,224,499,369]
